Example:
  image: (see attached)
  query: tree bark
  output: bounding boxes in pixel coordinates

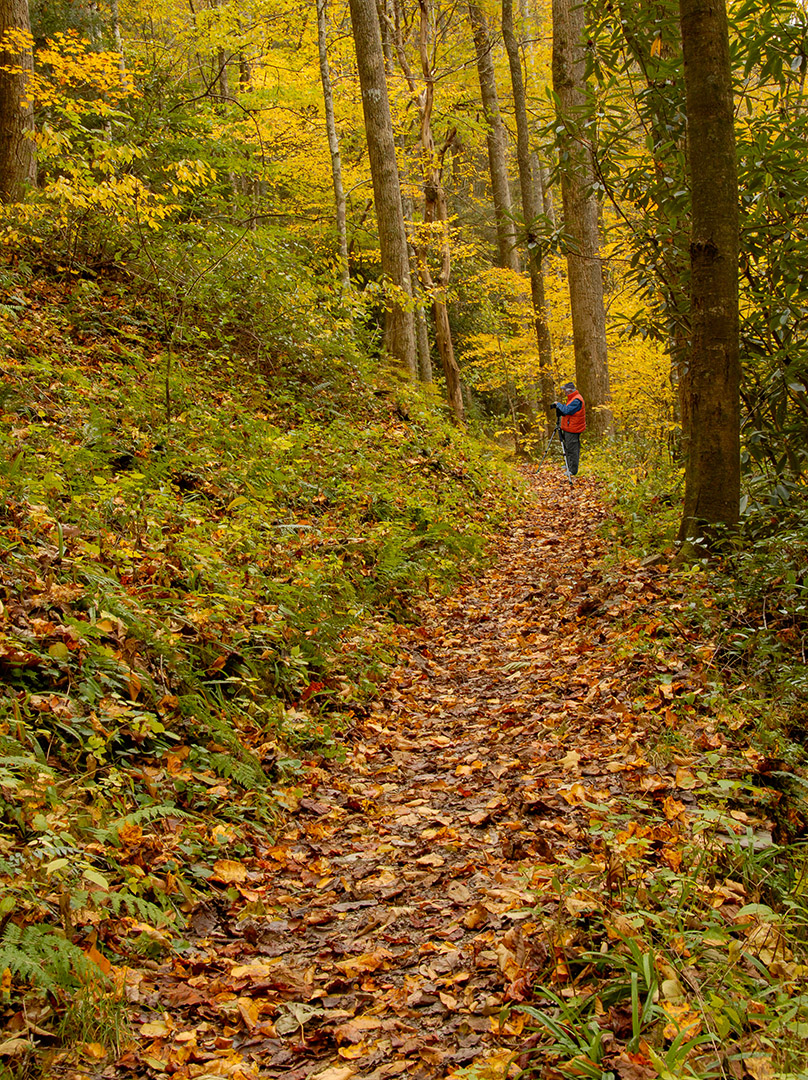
[317,0,351,288]
[468,0,519,273]
[415,0,463,422]
[616,1,689,455]
[676,0,739,544]
[348,0,417,373]
[0,0,36,203]
[501,0,554,420]
[389,0,463,420]
[552,0,613,435]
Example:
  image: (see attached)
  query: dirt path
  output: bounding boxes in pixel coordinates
[126,471,713,1080]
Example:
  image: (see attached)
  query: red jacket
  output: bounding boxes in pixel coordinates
[560,391,586,433]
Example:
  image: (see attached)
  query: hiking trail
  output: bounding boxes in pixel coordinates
[118,469,724,1080]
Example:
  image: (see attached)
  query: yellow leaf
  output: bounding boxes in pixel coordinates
[237,997,260,1030]
[335,949,393,979]
[674,767,698,790]
[560,749,581,772]
[211,859,248,883]
[338,1044,367,1060]
[661,1001,701,1041]
[140,1020,171,1038]
[81,1043,107,1059]
[744,1057,774,1080]
[650,36,663,57]
[559,782,587,805]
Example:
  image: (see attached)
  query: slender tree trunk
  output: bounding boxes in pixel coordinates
[413,275,433,383]
[502,0,554,420]
[348,0,417,373]
[552,0,613,435]
[317,0,351,288]
[388,0,463,419]
[676,0,739,544]
[0,0,36,203]
[217,48,229,101]
[415,0,463,422]
[468,0,519,272]
[399,137,434,383]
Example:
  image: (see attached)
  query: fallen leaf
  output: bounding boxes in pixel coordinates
[447,881,472,903]
[744,1057,774,1080]
[237,997,260,1030]
[560,749,581,772]
[335,949,393,978]
[211,859,249,883]
[674,767,698,790]
[333,1017,382,1044]
[140,1020,171,1038]
[0,1039,34,1057]
[661,1001,701,1041]
[312,1067,355,1080]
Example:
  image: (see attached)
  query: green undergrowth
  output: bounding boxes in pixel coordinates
[531,435,808,1079]
[0,267,522,1055]
[588,433,808,717]
[517,797,808,1079]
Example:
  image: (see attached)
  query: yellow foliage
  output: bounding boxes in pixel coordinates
[462,267,542,396]
[0,31,218,244]
[607,331,676,443]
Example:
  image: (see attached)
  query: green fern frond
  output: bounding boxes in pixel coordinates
[105,891,173,926]
[91,802,191,845]
[0,923,97,994]
[207,751,265,789]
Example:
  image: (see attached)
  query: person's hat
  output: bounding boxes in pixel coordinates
[561,381,576,393]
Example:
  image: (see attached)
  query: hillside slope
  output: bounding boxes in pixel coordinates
[0,272,521,1067]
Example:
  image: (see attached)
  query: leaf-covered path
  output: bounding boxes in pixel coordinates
[123,470,724,1080]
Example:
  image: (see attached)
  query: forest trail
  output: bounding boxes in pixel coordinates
[124,469,721,1080]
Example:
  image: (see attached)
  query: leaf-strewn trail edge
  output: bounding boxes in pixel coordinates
[118,470,771,1080]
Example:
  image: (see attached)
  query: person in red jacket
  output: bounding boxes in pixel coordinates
[551,381,586,478]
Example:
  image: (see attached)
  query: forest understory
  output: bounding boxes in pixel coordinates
[59,469,804,1080]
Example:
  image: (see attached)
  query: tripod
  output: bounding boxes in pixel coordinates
[537,420,573,485]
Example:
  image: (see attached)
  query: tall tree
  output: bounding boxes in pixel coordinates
[348,0,417,373]
[390,0,464,422]
[676,0,739,544]
[501,0,555,420]
[0,0,35,203]
[552,0,613,435]
[316,0,351,288]
[468,0,519,274]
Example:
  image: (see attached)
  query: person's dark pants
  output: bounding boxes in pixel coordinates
[560,430,580,476]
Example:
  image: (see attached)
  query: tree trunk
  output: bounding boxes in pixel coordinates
[399,136,434,383]
[0,0,36,203]
[676,0,739,545]
[388,0,463,419]
[415,0,463,422]
[616,1,689,455]
[468,0,519,273]
[551,0,613,435]
[414,277,433,383]
[501,0,554,420]
[348,0,417,373]
[316,0,351,288]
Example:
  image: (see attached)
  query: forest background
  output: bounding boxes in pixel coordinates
[1,0,808,1075]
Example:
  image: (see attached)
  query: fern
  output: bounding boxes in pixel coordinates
[89,802,192,847]
[0,923,97,994]
[104,890,173,926]
[180,692,246,755]
[0,754,55,775]
[206,750,266,789]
